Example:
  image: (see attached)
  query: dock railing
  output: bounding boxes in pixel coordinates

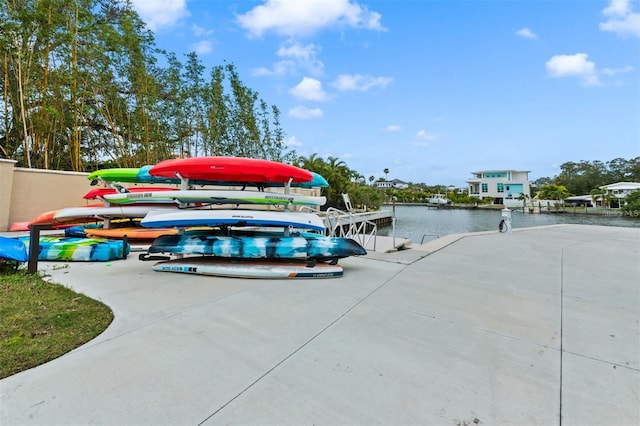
[324,207,378,251]
[301,206,378,251]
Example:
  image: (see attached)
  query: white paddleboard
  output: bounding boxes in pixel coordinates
[153,257,343,279]
[103,189,326,206]
[54,205,178,222]
[140,209,325,232]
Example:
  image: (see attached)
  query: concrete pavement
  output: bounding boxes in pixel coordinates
[1,224,639,425]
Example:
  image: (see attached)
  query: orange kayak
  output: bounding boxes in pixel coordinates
[84,227,178,240]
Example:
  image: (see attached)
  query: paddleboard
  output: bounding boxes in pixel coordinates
[0,236,29,262]
[149,156,313,184]
[54,205,178,223]
[103,189,326,206]
[19,236,129,261]
[140,209,325,232]
[152,257,343,279]
[146,232,367,261]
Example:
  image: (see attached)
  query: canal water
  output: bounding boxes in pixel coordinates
[378,204,640,244]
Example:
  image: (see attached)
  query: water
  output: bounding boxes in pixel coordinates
[379,205,640,244]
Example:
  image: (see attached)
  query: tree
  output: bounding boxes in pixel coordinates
[590,188,605,207]
[538,184,569,201]
[542,158,640,196]
[383,168,389,181]
[295,154,382,210]
[1,2,292,170]
[621,190,640,214]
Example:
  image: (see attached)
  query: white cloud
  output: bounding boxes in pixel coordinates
[192,24,214,37]
[604,0,632,15]
[545,53,601,86]
[285,136,303,147]
[516,27,537,39]
[289,77,332,101]
[189,40,213,55]
[236,0,386,38]
[416,130,436,140]
[386,125,401,132]
[288,106,324,119]
[130,0,189,31]
[252,61,296,77]
[600,65,635,76]
[332,74,393,91]
[600,0,640,38]
[277,42,324,75]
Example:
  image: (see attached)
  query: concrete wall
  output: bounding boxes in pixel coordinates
[0,159,17,232]
[0,162,92,231]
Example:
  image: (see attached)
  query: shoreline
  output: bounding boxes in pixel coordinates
[383,202,638,217]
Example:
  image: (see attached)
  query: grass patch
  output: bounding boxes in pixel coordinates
[0,269,113,379]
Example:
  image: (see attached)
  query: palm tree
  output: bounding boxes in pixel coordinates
[590,188,605,207]
[296,153,325,171]
[517,193,529,211]
[383,168,389,181]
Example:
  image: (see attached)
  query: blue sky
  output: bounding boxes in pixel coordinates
[130,0,639,187]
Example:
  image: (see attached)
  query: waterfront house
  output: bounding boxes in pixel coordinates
[599,181,640,207]
[467,169,531,203]
[376,179,410,189]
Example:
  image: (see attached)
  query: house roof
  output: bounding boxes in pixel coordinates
[566,195,593,201]
[471,169,531,174]
[600,181,640,190]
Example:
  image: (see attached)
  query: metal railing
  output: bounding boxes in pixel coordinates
[324,207,378,251]
[420,234,440,244]
[301,206,378,251]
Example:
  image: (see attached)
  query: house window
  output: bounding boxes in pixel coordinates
[481,183,488,193]
[497,183,504,193]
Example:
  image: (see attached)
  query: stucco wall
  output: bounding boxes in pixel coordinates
[0,159,17,231]
[0,164,92,231]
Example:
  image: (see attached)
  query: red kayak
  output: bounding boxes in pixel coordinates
[83,186,176,200]
[149,156,313,184]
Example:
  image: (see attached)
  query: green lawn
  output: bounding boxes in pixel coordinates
[0,269,113,379]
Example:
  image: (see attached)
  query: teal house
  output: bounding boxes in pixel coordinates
[467,170,531,203]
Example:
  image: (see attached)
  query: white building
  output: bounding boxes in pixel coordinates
[375,179,409,190]
[467,169,531,202]
[600,182,640,207]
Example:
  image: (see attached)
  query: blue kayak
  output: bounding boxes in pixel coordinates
[19,237,129,262]
[146,231,366,261]
[0,236,28,262]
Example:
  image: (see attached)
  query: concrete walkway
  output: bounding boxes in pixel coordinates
[1,225,639,425]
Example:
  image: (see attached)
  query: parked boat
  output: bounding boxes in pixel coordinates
[427,194,452,205]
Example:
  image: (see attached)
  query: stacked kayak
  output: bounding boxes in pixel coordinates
[88,164,329,188]
[145,230,366,262]
[0,236,29,262]
[24,157,363,277]
[135,157,365,278]
[19,236,129,262]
